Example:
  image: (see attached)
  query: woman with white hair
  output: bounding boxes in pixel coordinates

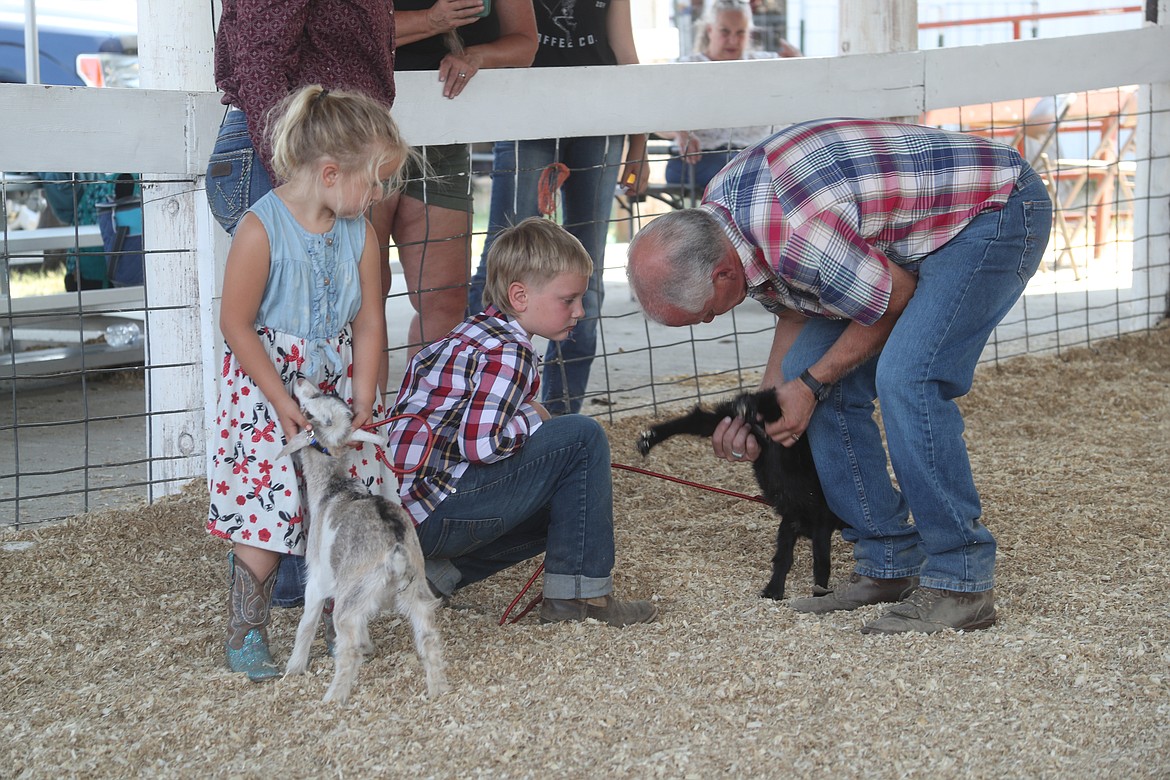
[665,0,801,201]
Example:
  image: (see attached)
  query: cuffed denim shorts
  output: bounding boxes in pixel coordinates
[205,109,274,234]
[403,143,473,213]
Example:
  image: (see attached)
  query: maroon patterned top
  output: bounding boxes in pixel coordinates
[213,0,397,180]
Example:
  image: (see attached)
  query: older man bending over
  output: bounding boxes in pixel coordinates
[626,117,1052,634]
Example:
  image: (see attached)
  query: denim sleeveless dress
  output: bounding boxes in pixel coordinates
[207,191,394,555]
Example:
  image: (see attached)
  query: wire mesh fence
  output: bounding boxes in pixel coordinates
[2,172,200,526]
[3,83,1167,529]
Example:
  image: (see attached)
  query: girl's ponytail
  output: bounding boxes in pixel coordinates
[267,84,411,190]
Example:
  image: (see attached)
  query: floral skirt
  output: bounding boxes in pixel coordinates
[206,325,394,554]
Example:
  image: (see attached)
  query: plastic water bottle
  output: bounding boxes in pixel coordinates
[104,322,140,347]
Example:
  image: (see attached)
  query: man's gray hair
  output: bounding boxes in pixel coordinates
[627,209,726,321]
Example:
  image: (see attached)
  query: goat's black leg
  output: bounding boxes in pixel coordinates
[761,517,798,600]
[809,523,835,593]
[743,389,782,423]
[638,406,726,455]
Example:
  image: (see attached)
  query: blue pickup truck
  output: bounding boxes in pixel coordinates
[0,0,137,87]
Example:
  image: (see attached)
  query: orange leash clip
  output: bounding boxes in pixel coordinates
[537,162,570,216]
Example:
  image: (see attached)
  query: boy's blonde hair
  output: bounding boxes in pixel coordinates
[483,217,594,317]
[267,84,414,192]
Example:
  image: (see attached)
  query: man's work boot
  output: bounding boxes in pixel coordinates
[861,587,996,635]
[788,573,919,615]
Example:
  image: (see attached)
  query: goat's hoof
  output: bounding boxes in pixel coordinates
[323,687,351,705]
[636,431,654,456]
[760,585,784,601]
[734,397,756,420]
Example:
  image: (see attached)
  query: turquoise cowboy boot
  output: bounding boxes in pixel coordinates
[225,552,281,682]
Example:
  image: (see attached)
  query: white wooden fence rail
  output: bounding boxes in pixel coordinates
[4,26,1170,174]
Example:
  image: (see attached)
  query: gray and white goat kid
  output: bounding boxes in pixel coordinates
[277,378,447,703]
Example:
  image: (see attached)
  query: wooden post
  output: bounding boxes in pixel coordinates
[1148,1,1170,321]
[135,0,220,499]
[839,0,917,55]
[839,0,918,123]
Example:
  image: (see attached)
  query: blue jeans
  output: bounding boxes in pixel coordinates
[417,414,616,600]
[205,109,274,235]
[664,146,741,203]
[781,166,1052,593]
[468,136,624,415]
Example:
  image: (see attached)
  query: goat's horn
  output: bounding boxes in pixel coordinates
[349,428,385,447]
[276,429,316,460]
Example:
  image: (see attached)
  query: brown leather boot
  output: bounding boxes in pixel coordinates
[788,572,919,614]
[225,553,281,682]
[539,594,658,627]
[861,587,996,634]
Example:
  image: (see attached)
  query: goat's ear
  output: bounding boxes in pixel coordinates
[349,428,385,447]
[276,429,315,460]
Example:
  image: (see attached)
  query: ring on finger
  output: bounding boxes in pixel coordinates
[731,450,745,459]
[458,72,467,78]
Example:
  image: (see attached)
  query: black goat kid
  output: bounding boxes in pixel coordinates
[637,390,844,600]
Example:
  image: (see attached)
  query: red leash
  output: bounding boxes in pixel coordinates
[498,461,770,625]
[363,413,433,476]
[498,564,546,625]
[362,412,771,624]
[610,462,771,506]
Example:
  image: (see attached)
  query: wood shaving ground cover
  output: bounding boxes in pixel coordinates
[2,326,1168,779]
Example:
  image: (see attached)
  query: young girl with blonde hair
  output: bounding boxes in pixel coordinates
[206,84,410,681]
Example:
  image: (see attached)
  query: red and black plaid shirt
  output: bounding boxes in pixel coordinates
[387,307,545,525]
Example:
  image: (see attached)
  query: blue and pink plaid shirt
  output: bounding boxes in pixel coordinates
[387,306,545,525]
[701,118,1024,325]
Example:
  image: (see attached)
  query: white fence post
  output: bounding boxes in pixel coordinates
[839,0,918,124]
[136,0,218,498]
[1150,1,1170,319]
[838,0,918,55]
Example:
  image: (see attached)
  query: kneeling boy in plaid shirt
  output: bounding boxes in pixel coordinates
[387,217,657,627]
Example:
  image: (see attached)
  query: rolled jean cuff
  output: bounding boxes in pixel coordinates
[918,576,995,593]
[424,558,461,597]
[542,572,613,601]
[855,565,923,581]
